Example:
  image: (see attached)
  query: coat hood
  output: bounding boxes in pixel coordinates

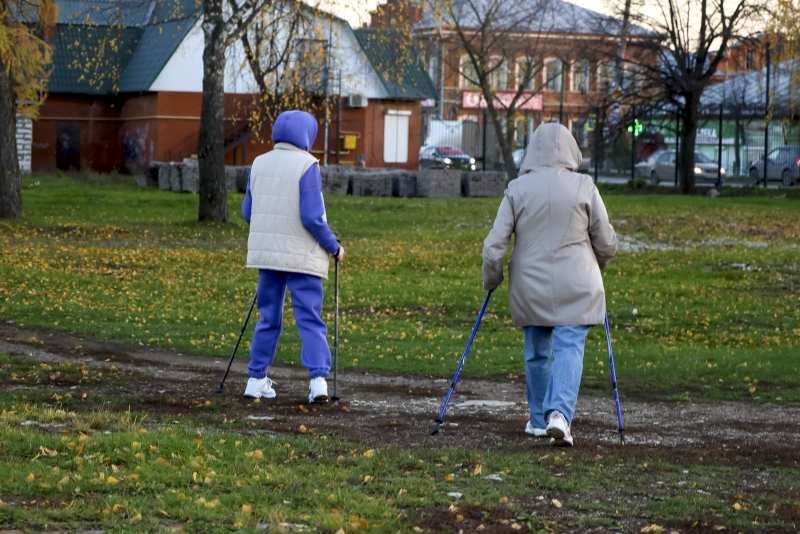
[519,123,582,174]
[272,110,318,152]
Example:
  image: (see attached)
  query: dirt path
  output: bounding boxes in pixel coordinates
[2,323,799,468]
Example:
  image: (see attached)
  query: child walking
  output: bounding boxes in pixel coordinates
[241,110,343,403]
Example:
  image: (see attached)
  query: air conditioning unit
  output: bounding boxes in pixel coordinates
[348,94,368,108]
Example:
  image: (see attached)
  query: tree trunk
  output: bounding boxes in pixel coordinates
[485,101,518,180]
[197,2,229,223]
[0,55,23,220]
[679,93,700,194]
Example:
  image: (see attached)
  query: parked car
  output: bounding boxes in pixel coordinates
[747,146,800,187]
[649,151,725,185]
[635,150,667,178]
[419,146,476,170]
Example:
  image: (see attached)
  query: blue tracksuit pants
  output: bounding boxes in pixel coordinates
[248,269,331,379]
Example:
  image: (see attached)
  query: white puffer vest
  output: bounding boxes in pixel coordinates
[246,143,330,279]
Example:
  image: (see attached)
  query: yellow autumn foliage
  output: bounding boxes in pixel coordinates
[0,0,55,118]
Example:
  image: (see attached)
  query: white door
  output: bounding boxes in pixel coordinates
[384,110,411,163]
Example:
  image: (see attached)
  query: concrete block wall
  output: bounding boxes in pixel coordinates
[181,163,199,193]
[139,162,504,200]
[416,168,462,198]
[16,115,32,174]
[350,171,393,197]
[392,171,416,198]
[461,171,506,197]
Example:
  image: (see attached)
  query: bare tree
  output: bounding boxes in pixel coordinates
[197,0,272,223]
[430,0,565,179]
[238,2,334,133]
[618,0,767,193]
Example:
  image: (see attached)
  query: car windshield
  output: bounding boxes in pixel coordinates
[438,147,466,156]
[694,152,712,163]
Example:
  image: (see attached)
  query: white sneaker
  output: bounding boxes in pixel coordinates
[308,377,328,403]
[244,376,276,399]
[525,421,548,437]
[546,411,574,446]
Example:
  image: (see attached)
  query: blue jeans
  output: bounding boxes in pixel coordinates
[524,325,591,428]
[248,269,331,379]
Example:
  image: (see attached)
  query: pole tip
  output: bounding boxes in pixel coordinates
[216,382,225,394]
[430,418,443,436]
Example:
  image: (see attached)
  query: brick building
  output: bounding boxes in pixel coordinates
[32,0,436,174]
[371,0,658,163]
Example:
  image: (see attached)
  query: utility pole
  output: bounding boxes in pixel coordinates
[559,60,566,124]
[615,0,633,91]
[717,103,723,187]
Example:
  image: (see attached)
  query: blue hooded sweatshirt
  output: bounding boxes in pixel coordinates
[242,111,339,256]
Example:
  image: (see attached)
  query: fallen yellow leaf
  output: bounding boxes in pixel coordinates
[106,476,120,485]
[363,449,375,458]
[363,475,374,483]
[473,465,482,476]
[444,473,455,482]
[242,504,252,513]
[640,525,665,533]
[552,498,562,508]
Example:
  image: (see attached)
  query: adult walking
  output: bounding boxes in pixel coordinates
[482,123,617,446]
[241,110,343,403]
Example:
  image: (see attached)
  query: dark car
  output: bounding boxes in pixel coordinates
[748,146,800,187]
[420,146,476,171]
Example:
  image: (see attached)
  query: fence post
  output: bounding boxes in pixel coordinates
[717,104,723,187]
[482,109,487,172]
[674,114,680,187]
[763,43,770,188]
[593,107,600,183]
[630,106,636,181]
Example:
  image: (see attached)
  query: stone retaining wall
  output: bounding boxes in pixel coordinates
[417,168,462,198]
[461,171,506,197]
[139,162,505,199]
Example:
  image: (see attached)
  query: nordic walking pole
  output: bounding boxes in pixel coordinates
[216,290,258,393]
[431,291,493,436]
[331,259,340,403]
[604,312,626,445]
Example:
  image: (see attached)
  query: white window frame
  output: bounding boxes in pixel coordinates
[571,59,590,93]
[544,58,563,92]
[488,56,507,91]
[597,61,614,93]
[384,110,411,164]
[459,55,479,89]
[516,57,536,92]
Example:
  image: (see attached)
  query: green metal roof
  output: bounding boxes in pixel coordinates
[46,0,200,94]
[352,29,438,101]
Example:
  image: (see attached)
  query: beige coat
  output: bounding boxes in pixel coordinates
[482,123,617,326]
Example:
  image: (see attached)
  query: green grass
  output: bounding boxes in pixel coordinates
[1,398,798,533]
[1,176,799,401]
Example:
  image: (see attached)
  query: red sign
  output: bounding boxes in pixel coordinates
[462,91,542,111]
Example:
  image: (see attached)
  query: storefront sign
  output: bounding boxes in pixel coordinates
[462,91,542,111]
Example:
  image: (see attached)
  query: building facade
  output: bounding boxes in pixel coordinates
[32,0,436,174]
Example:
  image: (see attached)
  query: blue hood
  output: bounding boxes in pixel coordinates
[272,111,318,152]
